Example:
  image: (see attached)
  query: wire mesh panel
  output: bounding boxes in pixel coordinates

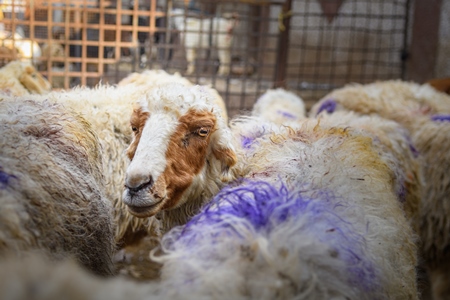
[0,0,411,116]
[286,0,411,106]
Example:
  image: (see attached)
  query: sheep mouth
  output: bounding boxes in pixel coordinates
[126,198,165,218]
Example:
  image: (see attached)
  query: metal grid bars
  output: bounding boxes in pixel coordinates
[286,0,411,106]
[0,0,412,116]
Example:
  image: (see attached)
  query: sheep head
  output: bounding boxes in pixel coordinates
[123,83,236,218]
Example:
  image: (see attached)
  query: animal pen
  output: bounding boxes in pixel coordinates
[0,0,443,117]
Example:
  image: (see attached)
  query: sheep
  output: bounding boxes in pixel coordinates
[0,110,419,299]
[309,80,450,299]
[123,82,237,229]
[0,60,52,96]
[26,80,231,280]
[251,88,306,125]
[23,83,153,279]
[171,9,238,76]
[253,85,422,228]
[118,69,229,123]
[0,96,115,276]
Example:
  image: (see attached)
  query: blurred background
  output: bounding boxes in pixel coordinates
[0,0,447,117]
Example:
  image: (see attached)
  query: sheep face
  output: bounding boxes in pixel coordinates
[123,83,236,218]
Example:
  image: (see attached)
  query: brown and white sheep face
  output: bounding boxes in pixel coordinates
[123,83,236,218]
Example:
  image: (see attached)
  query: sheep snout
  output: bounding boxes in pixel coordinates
[124,175,154,195]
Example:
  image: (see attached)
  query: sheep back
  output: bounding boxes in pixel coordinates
[0,97,115,276]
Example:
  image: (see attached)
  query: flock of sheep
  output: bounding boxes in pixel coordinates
[0,60,449,300]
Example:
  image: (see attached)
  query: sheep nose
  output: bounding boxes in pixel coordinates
[125,173,154,194]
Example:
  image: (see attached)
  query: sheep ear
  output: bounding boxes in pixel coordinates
[211,126,237,182]
[212,146,237,182]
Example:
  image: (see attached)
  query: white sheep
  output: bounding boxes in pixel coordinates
[251,88,306,125]
[123,82,237,227]
[0,96,115,276]
[309,80,450,299]
[171,9,238,76]
[26,79,231,280]
[0,60,52,96]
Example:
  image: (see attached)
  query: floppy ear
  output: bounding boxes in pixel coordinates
[210,125,237,182]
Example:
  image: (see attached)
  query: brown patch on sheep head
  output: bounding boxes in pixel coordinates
[123,105,236,218]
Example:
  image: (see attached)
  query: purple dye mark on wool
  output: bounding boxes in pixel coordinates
[316,99,337,115]
[241,136,255,149]
[431,114,450,122]
[398,182,406,203]
[171,179,380,292]
[276,110,296,119]
[0,168,17,189]
[403,133,420,158]
[240,126,268,149]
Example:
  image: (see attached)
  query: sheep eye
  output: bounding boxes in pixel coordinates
[131,126,138,132]
[197,127,210,137]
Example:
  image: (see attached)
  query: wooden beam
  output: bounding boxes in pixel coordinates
[408,0,442,83]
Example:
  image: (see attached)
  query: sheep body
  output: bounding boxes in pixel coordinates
[251,88,306,125]
[222,116,419,298]
[309,80,450,299]
[314,111,423,229]
[0,97,115,276]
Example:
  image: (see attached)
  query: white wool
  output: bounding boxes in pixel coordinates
[309,79,450,299]
[0,97,115,276]
[118,69,228,122]
[252,88,306,125]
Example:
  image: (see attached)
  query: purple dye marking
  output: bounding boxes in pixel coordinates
[276,110,296,119]
[431,114,450,122]
[0,169,17,189]
[398,182,406,204]
[404,134,420,158]
[240,126,268,149]
[316,99,337,115]
[170,180,380,292]
[241,136,255,149]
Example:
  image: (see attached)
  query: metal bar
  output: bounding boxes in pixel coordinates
[273,0,291,88]
[407,0,442,83]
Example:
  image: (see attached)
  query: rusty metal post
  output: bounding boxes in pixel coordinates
[408,0,442,83]
[273,0,292,88]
